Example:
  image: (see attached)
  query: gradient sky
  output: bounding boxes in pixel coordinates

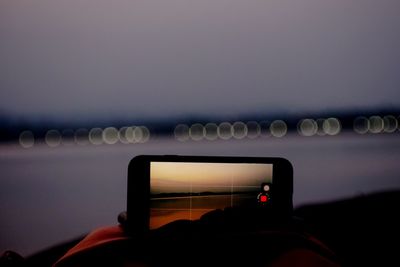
[1,0,399,120]
[151,162,272,193]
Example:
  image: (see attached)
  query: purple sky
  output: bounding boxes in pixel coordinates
[1,0,399,120]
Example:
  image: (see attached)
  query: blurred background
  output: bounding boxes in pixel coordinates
[1,0,400,256]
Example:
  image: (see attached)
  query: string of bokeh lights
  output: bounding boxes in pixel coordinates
[174,115,400,142]
[18,115,400,148]
[18,126,150,148]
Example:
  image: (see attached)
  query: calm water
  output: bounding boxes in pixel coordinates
[1,133,400,255]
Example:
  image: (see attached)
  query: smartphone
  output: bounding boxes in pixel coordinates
[127,155,293,233]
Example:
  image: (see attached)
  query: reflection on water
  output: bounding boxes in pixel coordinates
[1,134,400,255]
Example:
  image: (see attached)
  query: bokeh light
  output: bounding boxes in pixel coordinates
[19,130,34,148]
[270,120,287,138]
[204,123,218,141]
[189,123,205,141]
[383,115,398,133]
[134,127,144,143]
[75,128,89,145]
[174,124,190,142]
[139,126,150,143]
[246,121,261,139]
[298,119,317,137]
[102,127,119,144]
[89,128,104,145]
[353,117,369,134]
[316,119,326,136]
[232,121,247,139]
[368,116,384,134]
[118,127,129,144]
[125,126,136,143]
[218,122,233,140]
[45,130,62,147]
[323,118,341,135]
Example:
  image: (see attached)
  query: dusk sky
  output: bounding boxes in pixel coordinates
[151,162,272,193]
[1,0,399,120]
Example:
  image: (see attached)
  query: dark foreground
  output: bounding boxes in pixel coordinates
[7,190,399,267]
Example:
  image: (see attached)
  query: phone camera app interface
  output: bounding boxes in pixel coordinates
[150,162,273,229]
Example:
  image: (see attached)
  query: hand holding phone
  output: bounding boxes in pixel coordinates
[126,155,293,233]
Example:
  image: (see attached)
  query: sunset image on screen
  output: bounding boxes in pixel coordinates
[150,162,273,229]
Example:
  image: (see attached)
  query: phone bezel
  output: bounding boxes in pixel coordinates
[127,155,293,233]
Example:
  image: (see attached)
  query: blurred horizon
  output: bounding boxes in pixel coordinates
[1,0,400,121]
[1,107,399,145]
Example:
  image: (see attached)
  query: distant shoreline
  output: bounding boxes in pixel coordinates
[151,191,257,199]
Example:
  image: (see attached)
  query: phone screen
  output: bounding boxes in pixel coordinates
[150,162,273,229]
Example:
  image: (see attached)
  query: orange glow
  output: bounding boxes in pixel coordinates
[151,162,272,192]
